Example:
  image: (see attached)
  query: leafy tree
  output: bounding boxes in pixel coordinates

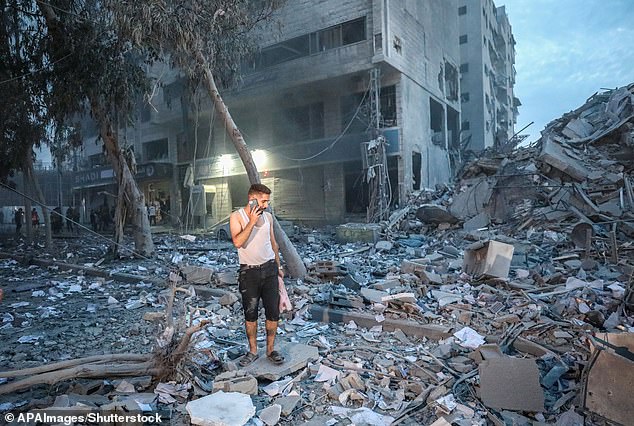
[108,0,306,277]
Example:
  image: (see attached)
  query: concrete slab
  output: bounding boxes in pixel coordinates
[242,343,319,381]
[186,391,255,426]
[275,395,301,416]
[479,357,544,412]
[181,264,214,284]
[310,305,452,340]
[335,223,380,243]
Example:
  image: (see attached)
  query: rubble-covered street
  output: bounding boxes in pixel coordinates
[1,84,634,425]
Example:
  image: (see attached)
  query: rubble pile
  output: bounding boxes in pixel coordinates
[0,84,633,425]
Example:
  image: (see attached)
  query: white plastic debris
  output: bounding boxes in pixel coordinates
[314,364,341,383]
[18,335,41,344]
[453,327,485,349]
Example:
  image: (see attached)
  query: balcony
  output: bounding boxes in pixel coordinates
[192,128,400,180]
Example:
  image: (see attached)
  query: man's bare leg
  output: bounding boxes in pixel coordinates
[265,320,278,355]
[246,320,258,354]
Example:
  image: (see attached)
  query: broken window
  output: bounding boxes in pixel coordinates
[374,33,383,52]
[429,98,445,149]
[244,17,366,72]
[318,26,342,51]
[458,5,467,15]
[412,152,421,190]
[273,102,324,142]
[444,61,459,102]
[316,17,366,52]
[393,36,402,53]
[342,17,366,45]
[459,34,468,44]
[259,34,310,68]
[88,153,107,167]
[143,138,168,161]
[340,92,369,134]
[380,85,397,127]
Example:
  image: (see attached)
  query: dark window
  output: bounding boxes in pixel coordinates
[341,93,369,134]
[458,6,467,15]
[273,102,324,142]
[461,92,470,102]
[247,17,367,72]
[393,36,402,53]
[140,102,151,123]
[317,16,366,52]
[459,63,469,73]
[143,138,168,161]
[259,34,310,68]
[459,35,468,44]
[88,153,107,167]
[412,152,421,190]
[342,17,366,45]
[380,85,397,127]
[462,121,470,131]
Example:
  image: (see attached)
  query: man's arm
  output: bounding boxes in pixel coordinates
[230,208,261,248]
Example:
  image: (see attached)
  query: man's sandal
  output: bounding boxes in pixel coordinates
[267,350,284,365]
[239,352,259,367]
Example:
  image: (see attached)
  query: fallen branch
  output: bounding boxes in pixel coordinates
[0,270,208,395]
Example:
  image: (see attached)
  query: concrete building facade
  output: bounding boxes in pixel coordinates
[72,0,476,226]
[458,0,519,153]
[189,0,462,224]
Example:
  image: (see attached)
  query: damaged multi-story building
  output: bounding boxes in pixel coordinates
[71,0,518,226]
[458,0,519,153]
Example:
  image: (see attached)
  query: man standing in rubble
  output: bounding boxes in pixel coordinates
[229,183,285,367]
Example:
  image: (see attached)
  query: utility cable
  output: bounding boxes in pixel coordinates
[0,180,155,262]
[279,81,371,162]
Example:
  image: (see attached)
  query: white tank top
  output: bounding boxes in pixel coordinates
[237,209,276,266]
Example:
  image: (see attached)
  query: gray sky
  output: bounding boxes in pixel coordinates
[501,0,634,143]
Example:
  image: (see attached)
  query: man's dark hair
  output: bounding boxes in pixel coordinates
[248,183,271,196]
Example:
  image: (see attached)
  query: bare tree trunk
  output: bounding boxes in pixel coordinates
[91,99,154,257]
[38,0,153,257]
[24,157,52,247]
[197,54,306,278]
[22,166,32,243]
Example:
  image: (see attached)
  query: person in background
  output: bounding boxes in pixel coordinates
[66,206,74,233]
[14,208,24,236]
[31,208,40,228]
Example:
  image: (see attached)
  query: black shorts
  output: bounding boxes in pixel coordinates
[238,260,279,322]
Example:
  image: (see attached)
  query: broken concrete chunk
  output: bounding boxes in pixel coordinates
[374,240,393,251]
[335,223,381,243]
[381,292,416,304]
[463,212,490,231]
[258,404,282,426]
[219,292,239,306]
[479,357,545,412]
[181,265,214,284]
[463,240,514,279]
[186,391,255,426]
[242,343,319,381]
[583,333,634,426]
[212,371,258,395]
[360,287,388,304]
[276,395,301,417]
[416,204,459,224]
